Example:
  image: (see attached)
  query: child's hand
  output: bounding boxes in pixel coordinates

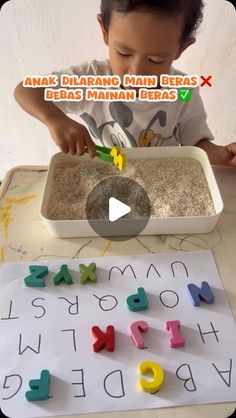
[225,143,236,167]
[47,115,96,158]
[196,139,236,166]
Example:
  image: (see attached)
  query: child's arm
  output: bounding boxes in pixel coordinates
[196,138,236,167]
[14,82,96,157]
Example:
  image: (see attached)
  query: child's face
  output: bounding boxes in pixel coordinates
[98,11,195,83]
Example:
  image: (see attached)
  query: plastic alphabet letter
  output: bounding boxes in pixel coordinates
[187,281,215,306]
[79,263,97,284]
[24,265,48,287]
[166,320,185,348]
[129,320,149,348]
[127,287,149,311]
[53,264,73,286]
[25,369,50,401]
[92,325,115,352]
[110,146,126,171]
[138,361,164,393]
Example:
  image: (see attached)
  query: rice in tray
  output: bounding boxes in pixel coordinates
[47,157,215,220]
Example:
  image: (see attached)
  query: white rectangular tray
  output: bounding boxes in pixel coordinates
[41,146,224,238]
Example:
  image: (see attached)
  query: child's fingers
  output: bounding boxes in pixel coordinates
[229,156,236,167]
[76,140,85,156]
[226,143,236,155]
[59,141,69,154]
[68,139,77,155]
[225,144,236,167]
[84,134,96,158]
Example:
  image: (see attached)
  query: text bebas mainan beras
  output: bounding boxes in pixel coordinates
[23,74,199,102]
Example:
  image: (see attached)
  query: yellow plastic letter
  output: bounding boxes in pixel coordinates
[138,361,164,393]
[110,146,126,171]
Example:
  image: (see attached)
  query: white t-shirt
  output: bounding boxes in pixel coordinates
[52,59,214,149]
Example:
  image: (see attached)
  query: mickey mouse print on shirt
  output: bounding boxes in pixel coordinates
[52,60,214,150]
[80,102,180,149]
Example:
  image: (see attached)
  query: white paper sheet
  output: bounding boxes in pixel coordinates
[0,249,235,418]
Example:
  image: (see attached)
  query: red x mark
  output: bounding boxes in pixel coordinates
[200,75,212,87]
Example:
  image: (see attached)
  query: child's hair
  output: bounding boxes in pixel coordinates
[100,0,204,43]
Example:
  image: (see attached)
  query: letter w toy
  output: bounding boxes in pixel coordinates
[93,145,126,171]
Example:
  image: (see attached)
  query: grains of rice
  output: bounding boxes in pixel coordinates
[47,158,215,220]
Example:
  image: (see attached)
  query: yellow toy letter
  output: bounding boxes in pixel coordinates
[138,361,164,393]
[110,146,126,171]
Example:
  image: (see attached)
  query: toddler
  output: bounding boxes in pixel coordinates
[14,0,236,166]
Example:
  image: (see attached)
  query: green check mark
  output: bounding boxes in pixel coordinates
[178,89,192,102]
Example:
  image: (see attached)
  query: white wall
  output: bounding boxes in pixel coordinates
[0,0,235,179]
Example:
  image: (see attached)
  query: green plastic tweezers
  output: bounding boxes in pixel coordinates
[94,144,114,163]
[89,144,127,171]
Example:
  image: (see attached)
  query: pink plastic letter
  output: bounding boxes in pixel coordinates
[129,320,148,348]
[166,320,185,348]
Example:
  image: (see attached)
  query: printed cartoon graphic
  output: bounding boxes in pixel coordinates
[80,104,179,148]
[138,111,179,147]
[80,102,137,148]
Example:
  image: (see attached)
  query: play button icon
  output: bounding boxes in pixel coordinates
[109,197,131,222]
[86,176,151,241]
